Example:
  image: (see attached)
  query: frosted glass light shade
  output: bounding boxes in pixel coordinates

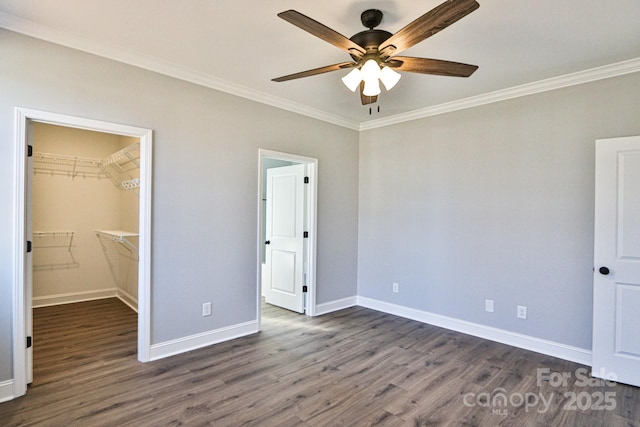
[341,68,362,92]
[361,59,381,81]
[361,59,381,96]
[362,79,381,96]
[379,66,401,90]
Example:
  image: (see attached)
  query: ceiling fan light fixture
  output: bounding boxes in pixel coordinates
[341,67,362,92]
[362,78,381,97]
[379,66,401,90]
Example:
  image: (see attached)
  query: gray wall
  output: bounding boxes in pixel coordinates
[0,29,359,381]
[358,72,640,350]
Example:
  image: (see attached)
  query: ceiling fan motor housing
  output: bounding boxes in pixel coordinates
[349,30,392,60]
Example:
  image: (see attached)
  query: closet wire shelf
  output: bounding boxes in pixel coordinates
[33,142,140,192]
[33,231,75,250]
[33,153,108,180]
[95,230,139,259]
[32,231,78,270]
[100,143,141,192]
[94,230,138,289]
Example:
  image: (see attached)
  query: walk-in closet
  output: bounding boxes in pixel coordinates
[31,123,140,311]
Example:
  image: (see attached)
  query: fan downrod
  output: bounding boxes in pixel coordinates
[360,9,383,29]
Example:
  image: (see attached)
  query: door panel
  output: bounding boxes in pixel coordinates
[618,152,640,259]
[272,175,298,238]
[264,164,306,313]
[592,136,640,387]
[271,250,297,294]
[616,286,640,355]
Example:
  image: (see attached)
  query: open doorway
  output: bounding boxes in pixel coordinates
[257,149,318,327]
[12,108,152,398]
[31,123,139,309]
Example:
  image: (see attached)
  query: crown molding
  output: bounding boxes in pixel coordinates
[0,12,360,131]
[359,57,640,131]
[1,11,639,133]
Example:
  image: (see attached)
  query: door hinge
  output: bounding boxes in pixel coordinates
[302,285,308,293]
[26,336,32,348]
[27,145,33,157]
[26,241,32,253]
[304,176,309,184]
[303,231,308,238]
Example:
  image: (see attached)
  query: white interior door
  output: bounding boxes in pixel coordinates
[264,164,306,313]
[592,136,640,387]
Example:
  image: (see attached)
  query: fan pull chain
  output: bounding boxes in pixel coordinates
[368,105,381,115]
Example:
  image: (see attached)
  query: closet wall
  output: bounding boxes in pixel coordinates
[32,123,139,310]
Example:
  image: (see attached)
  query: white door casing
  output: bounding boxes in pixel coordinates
[264,164,306,313]
[26,120,33,384]
[592,136,640,387]
[12,108,153,400]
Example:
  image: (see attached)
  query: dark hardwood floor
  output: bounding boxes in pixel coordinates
[1,298,638,426]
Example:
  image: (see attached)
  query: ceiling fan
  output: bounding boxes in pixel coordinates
[272,0,480,105]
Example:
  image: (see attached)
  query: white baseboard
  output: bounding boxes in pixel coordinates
[32,288,137,312]
[357,296,592,366]
[149,320,259,361]
[314,296,358,316]
[117,288,138,313]
[32,288,118,308]
[0,379,16,404]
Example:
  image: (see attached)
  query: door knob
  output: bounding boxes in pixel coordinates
[598,266,610,275]
[265,240,271,245]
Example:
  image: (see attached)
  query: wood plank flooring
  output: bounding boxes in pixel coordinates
[1,298,638,426]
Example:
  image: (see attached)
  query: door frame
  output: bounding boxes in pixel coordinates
[12,107,153,398]
[257,149,318,326]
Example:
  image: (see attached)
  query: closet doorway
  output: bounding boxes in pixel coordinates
[12,108,152,399]
[32,123,140,309]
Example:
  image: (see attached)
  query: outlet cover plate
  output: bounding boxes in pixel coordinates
[203,302,212,317]
[517,305,527,319]
[485,299,494,312]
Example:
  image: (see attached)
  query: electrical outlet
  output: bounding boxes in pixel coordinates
[202,302,212,317]
[485,299,494,313]
[392,282,399,293]
[517,305,527,319]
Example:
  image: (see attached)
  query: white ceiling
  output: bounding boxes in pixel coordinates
[1,0,640,129]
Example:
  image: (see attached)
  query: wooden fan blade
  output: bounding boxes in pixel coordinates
[278,10,366,59]
[272,62,357,82]
[360,81,378,105]
[390,56,478,77]
[379,0,479,58]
